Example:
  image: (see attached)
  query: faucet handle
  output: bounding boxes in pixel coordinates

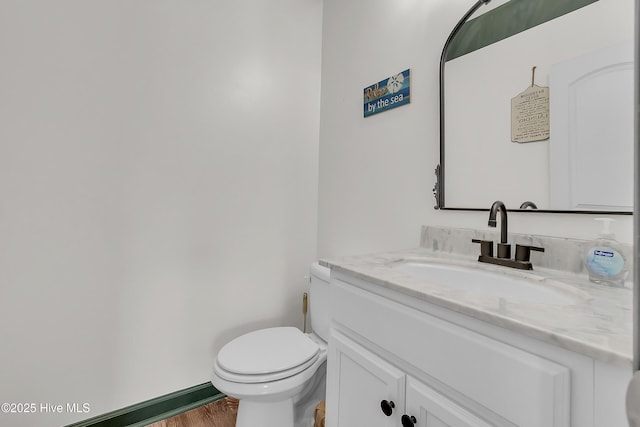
[515,244,545,262]
[472,239,493,257]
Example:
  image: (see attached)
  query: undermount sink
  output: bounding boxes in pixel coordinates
[390,261,579,306]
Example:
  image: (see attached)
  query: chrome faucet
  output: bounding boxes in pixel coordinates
[472,201,545,270]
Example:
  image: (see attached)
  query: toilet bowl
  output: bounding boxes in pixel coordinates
[211,263,330,427]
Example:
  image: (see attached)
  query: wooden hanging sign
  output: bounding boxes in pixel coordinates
[511,67,550,143]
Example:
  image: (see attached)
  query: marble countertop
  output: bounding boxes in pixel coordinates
[320,247,633,369]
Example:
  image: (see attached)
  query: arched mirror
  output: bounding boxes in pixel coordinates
[436,0,634,213]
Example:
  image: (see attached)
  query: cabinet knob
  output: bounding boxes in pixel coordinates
[380,400,395,416]
[401,414,417,427]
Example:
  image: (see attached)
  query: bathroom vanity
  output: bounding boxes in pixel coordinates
[320,228,633,427]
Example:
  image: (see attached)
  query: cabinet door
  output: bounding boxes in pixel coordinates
[326,331,405,427]
[405,377,493,427]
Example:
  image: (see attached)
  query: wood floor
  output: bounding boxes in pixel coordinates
[146,397,238,427]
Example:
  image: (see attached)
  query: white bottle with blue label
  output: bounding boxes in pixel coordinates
[584,218,627,286]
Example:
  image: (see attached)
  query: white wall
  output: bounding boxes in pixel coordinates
[317,0,633,261]
[0,1,322,426]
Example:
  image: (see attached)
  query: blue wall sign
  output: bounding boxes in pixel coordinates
[363,69,411,117]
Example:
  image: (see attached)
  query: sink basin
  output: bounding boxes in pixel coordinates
[390,261,579,305]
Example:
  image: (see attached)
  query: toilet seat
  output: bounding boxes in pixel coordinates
[215,327,320,383]
[214,353,320,383]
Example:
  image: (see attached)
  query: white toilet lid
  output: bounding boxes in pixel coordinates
[217,327,319,377]
[214,352,319,383]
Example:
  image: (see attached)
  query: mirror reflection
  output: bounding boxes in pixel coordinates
[440,0,634,212]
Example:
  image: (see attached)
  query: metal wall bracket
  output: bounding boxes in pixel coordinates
[433,164,441,209]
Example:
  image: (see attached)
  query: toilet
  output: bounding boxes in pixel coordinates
[211,263,330,427]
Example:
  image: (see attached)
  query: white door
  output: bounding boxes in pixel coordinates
[326,331,406,427]
[549,41,634,211]
[404,377,493,427]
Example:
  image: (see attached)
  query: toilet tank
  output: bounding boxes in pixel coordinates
[309,262,331,341]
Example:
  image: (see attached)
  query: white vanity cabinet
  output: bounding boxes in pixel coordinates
[325,272,630,427]
[328,330,492,427]
[406,376,492,427]
[326,331,405,427]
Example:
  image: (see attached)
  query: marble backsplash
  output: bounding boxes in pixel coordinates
[421,226,633,285]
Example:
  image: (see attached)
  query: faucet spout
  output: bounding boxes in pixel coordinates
[488,201,508,244]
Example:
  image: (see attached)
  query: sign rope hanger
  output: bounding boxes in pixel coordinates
[511,65,550,143]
